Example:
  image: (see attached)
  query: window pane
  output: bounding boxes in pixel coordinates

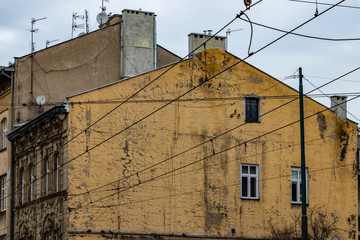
[242,166,248,174]
[291,182,297,202]
[250,166,256,174]
[291,171,298,180]
[250,177,256,197]
[242,177,248,197]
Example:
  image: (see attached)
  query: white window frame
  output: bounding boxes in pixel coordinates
[30,166,34,201]
[0,175,6,211]
[45,159,49,196]
[2,118,6,149]
[240,164,259,199]
[291,167,308,204]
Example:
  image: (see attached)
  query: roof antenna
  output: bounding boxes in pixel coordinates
[29,17,47,53]
[314,0,319,16]
[97,0,110,25]
[46,39,59,48]
[72,12,85,39]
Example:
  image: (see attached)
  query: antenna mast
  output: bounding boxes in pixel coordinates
[30,17,47,53]
[85,10,90,33]
[72,12,85,39]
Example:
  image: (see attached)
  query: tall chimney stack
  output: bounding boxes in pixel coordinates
[188,32,226,56]
[330,96,347,120]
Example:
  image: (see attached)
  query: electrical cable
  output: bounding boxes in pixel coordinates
[8,0,352,207]
[7,0,352,236]
[239,18,360,41]
[289,0,360,10]
[59,0,264,150]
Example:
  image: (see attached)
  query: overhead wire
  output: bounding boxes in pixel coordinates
[7,1,353,235]
[71,94,360,219]
[8,0,352,210]
[289,0,360,9]
[6,2,266,232]
[239,18,360,41]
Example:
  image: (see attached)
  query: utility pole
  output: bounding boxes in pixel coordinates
[299,67,308,239]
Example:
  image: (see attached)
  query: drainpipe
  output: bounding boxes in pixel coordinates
[120,21,124,78]
[153,16,157,69]
[10,67,14,240]
[0,66,15,240]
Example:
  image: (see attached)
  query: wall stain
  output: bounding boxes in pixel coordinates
[316,113,327,139]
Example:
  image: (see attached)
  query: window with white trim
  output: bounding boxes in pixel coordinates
[30,165,34,201]
[291,167,308,204]
[45,159,49,196]
[55,154,60,192]
[0,175,6,211]
[240,164,259,199]
[1,118,6,149]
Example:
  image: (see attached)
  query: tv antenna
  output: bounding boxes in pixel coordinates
[30,17,47,53]
[225,28,243,50]
[97,0,110,25]
[72,12,85,38]
[46,39,59,48]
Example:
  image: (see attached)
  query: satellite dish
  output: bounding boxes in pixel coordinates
[78,32,86,37]
[36,95,46,106]
[96,11,109,24]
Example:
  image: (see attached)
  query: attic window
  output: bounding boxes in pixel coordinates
[245,97,259,123]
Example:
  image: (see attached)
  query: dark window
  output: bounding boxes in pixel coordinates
[245,98,259,122]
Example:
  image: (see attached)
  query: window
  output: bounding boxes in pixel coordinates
[240,164,259,199]
[45,159,49,196]
[1,118,6,149]
[21,170,25,204]
[30,166,34,201]
[245,98,259,122]
[55,155,60,192]
[0,235,6,240]
[0,175,6,211]
[291,167,308,204]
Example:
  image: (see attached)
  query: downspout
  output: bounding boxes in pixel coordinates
[120,20,124,78]
[10,68,15,240]
[153,16,157,69]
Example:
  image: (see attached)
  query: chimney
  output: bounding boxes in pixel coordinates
[330,96,347,120]
[121,9,156,78]
[188,32,226,56]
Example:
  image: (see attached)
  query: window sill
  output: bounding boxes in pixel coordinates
[241,197,260,201]
[245,120,261,123]
[291,202,309,206]
[0,148,7,153]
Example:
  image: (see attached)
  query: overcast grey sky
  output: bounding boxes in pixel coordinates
[0,0,359,122]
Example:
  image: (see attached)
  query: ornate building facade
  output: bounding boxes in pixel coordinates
[8,105,68,240]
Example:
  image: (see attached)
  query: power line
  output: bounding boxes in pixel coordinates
[7,0,352,235]
[239,18,360,41]
[8,0,353,211]
[289,0,360,9]
[71,95,360,219]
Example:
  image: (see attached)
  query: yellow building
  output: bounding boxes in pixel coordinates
[0,66,13,240]
[65,49,358,239]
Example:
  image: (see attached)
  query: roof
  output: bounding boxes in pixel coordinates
[8,103,68,141]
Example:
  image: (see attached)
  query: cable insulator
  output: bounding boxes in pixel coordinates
[244,0,252,7]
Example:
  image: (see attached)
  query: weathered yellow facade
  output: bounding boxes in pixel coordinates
[65,49,358,239]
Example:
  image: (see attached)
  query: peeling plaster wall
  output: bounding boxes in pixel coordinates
[68,49,358,240]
